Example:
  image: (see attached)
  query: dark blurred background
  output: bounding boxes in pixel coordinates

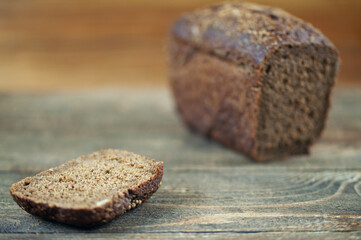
[0,0,360,92]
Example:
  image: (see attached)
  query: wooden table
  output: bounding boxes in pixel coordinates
[0,87,360,239]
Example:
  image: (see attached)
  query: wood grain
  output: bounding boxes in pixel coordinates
[0,233,360,240]
[0,0,360,92]
[0,87,360,238]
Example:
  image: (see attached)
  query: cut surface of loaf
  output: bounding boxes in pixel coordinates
[9,149,163,227]
[168,2,339,161]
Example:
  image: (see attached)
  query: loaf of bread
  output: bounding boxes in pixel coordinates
[9,149,163,227]
[168,2,339,161]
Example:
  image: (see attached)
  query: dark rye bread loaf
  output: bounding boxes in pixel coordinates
[9,149,163,227]
[168,2,339,161]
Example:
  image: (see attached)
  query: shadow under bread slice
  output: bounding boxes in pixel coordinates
[9,149,163,227]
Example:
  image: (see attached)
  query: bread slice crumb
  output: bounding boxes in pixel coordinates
[9,149,163,227]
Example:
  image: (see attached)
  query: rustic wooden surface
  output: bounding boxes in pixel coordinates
[0,87,361,239]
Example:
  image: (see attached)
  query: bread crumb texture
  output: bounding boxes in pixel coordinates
[9,149,163,227]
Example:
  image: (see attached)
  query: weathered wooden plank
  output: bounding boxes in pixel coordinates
[1,169,360,233]
[0,232,360,240]
[1,88,360,171]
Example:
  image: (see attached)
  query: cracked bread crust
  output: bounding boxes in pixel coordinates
[9,149,163,227]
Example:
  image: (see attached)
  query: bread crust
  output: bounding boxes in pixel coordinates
[9,151,163,227]
[171,2,336,66]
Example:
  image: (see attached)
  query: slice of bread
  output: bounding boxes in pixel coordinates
[9,149,163,227]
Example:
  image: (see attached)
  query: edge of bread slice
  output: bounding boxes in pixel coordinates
[9,149,163,227]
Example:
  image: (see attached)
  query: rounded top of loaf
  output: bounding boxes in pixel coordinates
[171,2,337,65]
